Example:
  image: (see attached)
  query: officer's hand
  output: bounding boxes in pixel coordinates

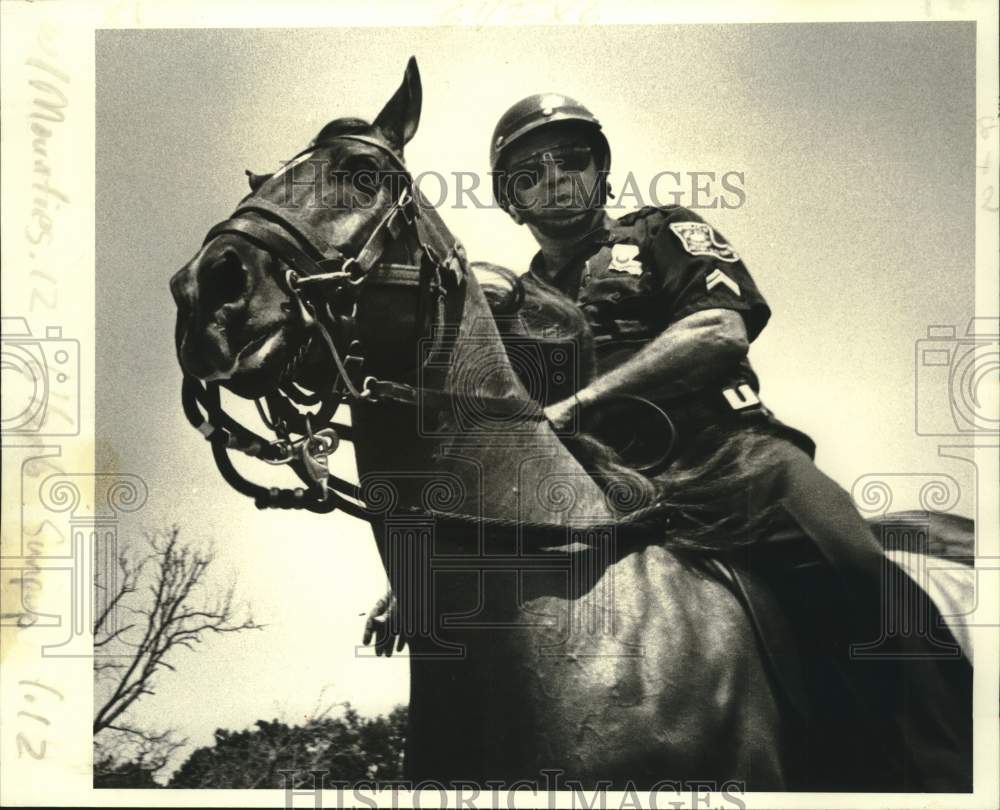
[362,590,406,657]
[543,396,580,432]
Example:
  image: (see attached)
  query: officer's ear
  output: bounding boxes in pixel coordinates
[505,204,524,225]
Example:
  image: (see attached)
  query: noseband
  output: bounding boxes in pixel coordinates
[204,135,425,317]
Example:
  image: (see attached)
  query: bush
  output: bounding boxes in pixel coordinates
[168,704,407,788]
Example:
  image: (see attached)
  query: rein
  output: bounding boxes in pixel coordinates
[182,374,674,537]
[182,134,676,536]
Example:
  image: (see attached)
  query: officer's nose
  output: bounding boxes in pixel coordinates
[540,163,561,195]
[543,160,566,183]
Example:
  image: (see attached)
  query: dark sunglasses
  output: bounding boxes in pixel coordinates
[507,145,595,185]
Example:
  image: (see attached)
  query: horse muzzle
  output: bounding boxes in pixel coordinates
[170,236,296,389]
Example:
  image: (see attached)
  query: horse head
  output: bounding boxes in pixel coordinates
[168,55,661,519]
[170,58,425,400]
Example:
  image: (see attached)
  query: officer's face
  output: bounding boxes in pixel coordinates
[502,127,602,236]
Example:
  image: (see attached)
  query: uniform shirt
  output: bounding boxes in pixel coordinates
[528,206,766,385]
[526,205,815,456]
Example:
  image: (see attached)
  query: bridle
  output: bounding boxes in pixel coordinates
[179,133,686,543]
[181,134,546,518]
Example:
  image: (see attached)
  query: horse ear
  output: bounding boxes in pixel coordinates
[372,56,422,152]
[245,169,273,192]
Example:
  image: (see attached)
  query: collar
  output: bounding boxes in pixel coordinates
[528,215,616,284]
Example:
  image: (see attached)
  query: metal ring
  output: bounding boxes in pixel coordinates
[341,257,360,278]
[360,376,378,400]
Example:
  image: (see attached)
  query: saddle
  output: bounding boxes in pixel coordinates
[715,509,974,791]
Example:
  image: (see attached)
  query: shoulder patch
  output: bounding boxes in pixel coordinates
[669,221,740,263]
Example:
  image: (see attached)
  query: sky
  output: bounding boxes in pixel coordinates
[95,22,977,776]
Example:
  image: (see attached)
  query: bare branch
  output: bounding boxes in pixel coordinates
[96,723,188,777]
[93,527,262,744]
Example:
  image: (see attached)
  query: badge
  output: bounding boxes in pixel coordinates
[669,222,740,263]
[608,243,643,276]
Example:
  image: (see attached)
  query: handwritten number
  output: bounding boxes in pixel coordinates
[29,285,56,311]
[983,185,999,213]
[16,732,46,760]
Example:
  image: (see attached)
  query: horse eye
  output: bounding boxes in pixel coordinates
[341,155,381,184]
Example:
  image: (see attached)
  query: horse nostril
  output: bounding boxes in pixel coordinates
[206,249,247,306]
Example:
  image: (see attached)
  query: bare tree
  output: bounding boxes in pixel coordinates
[93,526,262,783]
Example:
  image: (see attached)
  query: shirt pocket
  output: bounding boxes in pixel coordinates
[578,274,645,310]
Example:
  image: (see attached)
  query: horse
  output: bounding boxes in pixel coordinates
[169,58,974,791]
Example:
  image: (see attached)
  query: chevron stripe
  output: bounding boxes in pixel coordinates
[706,268,741,296]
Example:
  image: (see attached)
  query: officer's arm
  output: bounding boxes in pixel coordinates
[573,307,748,408]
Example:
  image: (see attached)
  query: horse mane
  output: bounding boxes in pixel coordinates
[571,407,784,551]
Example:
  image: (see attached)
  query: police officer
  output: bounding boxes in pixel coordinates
[489,93,972,790]
[490,94,795,456]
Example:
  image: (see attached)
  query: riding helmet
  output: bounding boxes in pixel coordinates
[489,93,610,207]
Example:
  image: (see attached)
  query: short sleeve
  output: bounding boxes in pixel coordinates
[643,207,771,342]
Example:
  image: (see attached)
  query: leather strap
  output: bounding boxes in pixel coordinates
[363,378,546,421]
[232,197,339,257]
[205,216,346,279]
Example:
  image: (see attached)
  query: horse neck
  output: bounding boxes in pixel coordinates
[443,272,614,522]
[351,265,614,527]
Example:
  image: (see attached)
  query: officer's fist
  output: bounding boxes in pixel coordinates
[543,395,581,432]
